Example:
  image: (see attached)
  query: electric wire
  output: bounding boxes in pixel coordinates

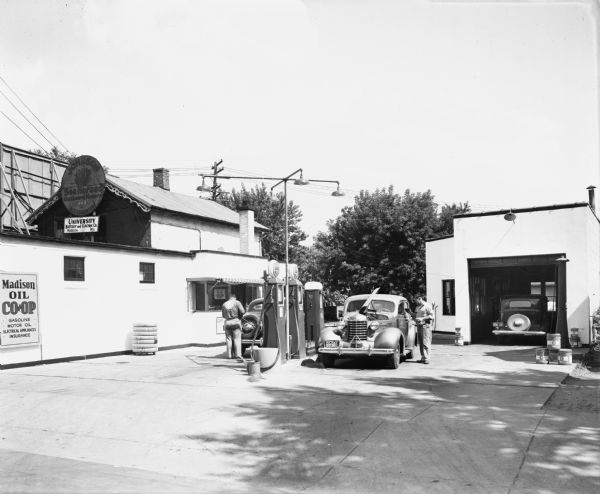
[0,110,49,153]
[0,87,58,151]
[0,73,69,151]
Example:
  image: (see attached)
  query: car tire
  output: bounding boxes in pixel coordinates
[388,345,400,369]
[320,354,335,368]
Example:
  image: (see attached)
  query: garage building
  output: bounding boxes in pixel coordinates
[426,200,599,345]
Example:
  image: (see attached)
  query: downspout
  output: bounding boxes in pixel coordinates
[555,256,570,348]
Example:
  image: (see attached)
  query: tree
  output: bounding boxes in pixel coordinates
[217,183,308,263]
[30,146,78,164]
[306,188,470,300]
[435,202,470,237]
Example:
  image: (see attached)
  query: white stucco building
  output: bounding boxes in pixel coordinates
[426,202,600,345]
[1,166,271,368]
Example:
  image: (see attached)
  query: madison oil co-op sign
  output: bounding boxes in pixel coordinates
[0,273,39,347]
[60,155,106,233]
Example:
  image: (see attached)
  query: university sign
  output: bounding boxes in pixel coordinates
[64,216,99,233]
[0,273,40,347]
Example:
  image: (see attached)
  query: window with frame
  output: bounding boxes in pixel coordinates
[139,262,155,284]
[64,256,85,281]
[189,281,262,312]
[442,279,455,315]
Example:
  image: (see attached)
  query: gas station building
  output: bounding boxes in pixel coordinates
[426,200,600,345]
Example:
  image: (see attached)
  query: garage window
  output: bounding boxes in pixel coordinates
[442,280,455,315]
[531,281,556,311]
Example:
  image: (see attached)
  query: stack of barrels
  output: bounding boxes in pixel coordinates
[535,333,572,365]
[132,323,158,355]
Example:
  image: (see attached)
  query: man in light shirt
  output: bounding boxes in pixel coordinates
[414,294,435,364]
[221,293,245,361]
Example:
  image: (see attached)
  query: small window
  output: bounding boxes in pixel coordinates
[64,256,85,281]
[139,262,155,284]
[442,280,455,316]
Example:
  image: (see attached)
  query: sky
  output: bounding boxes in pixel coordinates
[0,0,598,241]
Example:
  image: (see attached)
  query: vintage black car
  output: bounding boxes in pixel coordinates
[492,295,550,342]
[241,298,264,354]
[318,289,417,369]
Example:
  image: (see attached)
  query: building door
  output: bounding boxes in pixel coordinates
[468,254,562,343]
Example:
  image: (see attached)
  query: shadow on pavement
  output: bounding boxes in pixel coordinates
[179,364,599,492]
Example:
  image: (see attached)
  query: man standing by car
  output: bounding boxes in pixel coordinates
[222,293,245,361]
[414,294,435,364]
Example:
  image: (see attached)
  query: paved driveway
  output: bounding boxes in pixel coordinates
[0,339,598,493]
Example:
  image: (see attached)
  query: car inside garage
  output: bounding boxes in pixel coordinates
[468,254,562,343]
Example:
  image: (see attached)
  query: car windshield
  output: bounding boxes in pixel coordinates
[346,299,395,313]
[502,299,541,309]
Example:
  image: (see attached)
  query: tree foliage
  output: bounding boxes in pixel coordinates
[217,183,308,263]
[30,146,78,164]
[303,187,469,299]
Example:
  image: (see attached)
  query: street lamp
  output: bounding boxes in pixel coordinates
[199,168,343,361]
[309,179,345,197]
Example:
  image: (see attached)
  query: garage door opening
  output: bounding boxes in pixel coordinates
[468,254,563,343]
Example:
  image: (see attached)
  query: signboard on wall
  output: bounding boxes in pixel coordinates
[213,288,227,300]
[64,216,99,233]
[216,316,225,334]
[61,155,106,216]
[0,273,39,347]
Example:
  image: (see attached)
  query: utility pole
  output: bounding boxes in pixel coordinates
[210,159,224,201]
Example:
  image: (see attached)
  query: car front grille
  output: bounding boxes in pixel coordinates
[347,320,368,341]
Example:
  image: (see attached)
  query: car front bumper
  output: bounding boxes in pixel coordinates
[493,330,546,336]
[318,346,395,356]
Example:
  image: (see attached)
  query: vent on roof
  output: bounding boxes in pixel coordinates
[153,168,170,191]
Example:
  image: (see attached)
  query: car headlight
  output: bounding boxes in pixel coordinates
[336,322,346,331]
[369,321,380,331]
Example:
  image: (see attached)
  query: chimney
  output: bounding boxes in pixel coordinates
[238,207,255,255]
[587,185,596,212]
[153,168,170,191]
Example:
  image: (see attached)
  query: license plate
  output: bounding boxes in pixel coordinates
[324,340,339,348]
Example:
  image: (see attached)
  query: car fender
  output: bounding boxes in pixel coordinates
[374,326,401,350]
[319,327,341,342]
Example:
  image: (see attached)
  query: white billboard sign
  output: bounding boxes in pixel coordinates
[0,273,40,347]
[64,216,99,233]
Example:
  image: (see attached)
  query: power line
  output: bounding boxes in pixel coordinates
[0,73,69,151]
[0,88,58,150]
[0,110,49,153]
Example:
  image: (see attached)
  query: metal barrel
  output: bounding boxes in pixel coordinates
[558,349,573,365]
[546,333,561,350]
[535,347,549,364]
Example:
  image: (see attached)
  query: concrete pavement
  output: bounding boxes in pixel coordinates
[0,339,598,493]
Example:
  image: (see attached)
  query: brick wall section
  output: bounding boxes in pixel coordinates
[153,168,170,191]
[238,209,254,255]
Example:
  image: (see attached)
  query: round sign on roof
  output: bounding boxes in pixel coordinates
[61,155,106,216]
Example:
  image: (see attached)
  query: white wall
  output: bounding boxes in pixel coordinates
[452,206,598,343]
[151,211,262,254]
[151,221,200,252]
[426,236,455,333]
[0,235,268,366]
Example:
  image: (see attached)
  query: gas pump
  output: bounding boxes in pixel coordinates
[257,261,309,363]
[261,262,286,359]
[288,279,306,359]
[304,281,325,353]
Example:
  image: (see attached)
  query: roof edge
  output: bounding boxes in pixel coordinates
[426,234,454,243]
[454,202,590,219]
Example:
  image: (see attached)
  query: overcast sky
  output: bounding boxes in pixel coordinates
[0,0,598,240]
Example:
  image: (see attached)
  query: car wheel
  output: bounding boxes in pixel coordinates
[388,345,400,369]
[320,354,336,368]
